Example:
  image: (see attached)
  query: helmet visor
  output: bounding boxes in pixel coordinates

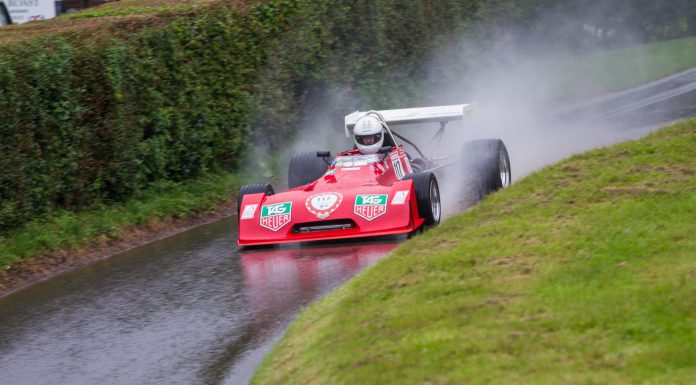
[355,133,382,146]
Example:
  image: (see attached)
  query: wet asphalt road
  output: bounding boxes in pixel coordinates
[0,217,400,385]
[1,67,696,385]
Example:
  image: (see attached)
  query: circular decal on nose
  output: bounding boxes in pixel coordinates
[306,192,343,219]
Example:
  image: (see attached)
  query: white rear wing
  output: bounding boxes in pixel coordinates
[344,104,474,137]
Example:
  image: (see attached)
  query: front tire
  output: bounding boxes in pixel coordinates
[288,151,331,189]
[404,171,441,226]
[237,183,274,218]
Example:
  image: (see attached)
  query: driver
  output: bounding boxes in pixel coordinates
[353,114,385,155]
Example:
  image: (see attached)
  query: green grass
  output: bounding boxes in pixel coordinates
[252,119,696,384]
[59,0,215,20]
[558,35,696,97]
[62,4,197,19]
[0,0,221,44]
[0,171,240,269]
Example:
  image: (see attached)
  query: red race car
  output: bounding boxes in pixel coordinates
[237,104,511,247]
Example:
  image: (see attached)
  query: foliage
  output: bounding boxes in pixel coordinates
[252,119,696,384]
[0,1,267,231]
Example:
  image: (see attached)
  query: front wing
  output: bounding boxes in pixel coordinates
[237,181,423,246]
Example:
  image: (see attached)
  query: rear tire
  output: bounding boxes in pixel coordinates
[461,139,511,199]
[288,151,331,189]
[237,183,274,218]
[403,171,441,226]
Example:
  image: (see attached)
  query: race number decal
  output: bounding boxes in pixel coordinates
[391,190,409,205]
[354,194,388,221]
[390,152,405,180]
[240,204,258,219]
[306,192,343,219]
[259,202,292,231]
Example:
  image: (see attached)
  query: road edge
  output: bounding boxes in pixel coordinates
[0,199,236,299]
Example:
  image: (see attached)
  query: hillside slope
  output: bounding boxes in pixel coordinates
[253,119,696,384]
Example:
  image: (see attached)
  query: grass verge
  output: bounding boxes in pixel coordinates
[252,119,696,384]
[558,35,696,97]
[0,171,239,269]
[0,0,224,44]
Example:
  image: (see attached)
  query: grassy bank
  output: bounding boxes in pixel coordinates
[561,35,696,96]
[0,171,239,269]
[252,119,696,384]
[0,0,216,44]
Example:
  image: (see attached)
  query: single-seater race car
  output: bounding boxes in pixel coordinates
[237,104,511,247]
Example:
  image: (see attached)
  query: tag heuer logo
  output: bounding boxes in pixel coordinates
[354,194,387,221]
[306,192,343,219]
[260,202,292,231]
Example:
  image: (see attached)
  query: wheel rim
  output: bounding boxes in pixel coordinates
[499,151,511,188]
[430,178,441,223]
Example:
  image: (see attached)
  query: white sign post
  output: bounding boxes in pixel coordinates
[6,0,56,24]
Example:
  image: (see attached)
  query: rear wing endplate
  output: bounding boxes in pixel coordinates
[344,104,473,137]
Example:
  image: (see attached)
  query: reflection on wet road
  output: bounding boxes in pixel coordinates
[1,67,696,385]
[0,218,399,385]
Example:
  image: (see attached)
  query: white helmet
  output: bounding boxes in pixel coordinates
[353,115,384,154]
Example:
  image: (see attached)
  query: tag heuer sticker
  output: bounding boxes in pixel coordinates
[354,194,388,221]
[260,202,292,231]
[306,192,343,219]
[391,190,409,205]
[240,204,258,219]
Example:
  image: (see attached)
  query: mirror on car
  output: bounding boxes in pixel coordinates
[316,151,330,158]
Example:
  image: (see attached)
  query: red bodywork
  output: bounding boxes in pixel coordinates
[237,147,424,246]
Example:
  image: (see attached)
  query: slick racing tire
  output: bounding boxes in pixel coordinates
[288,151,331,189]
[461,139,511,198]
[404,171,441,226]
[237,183,274,219]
